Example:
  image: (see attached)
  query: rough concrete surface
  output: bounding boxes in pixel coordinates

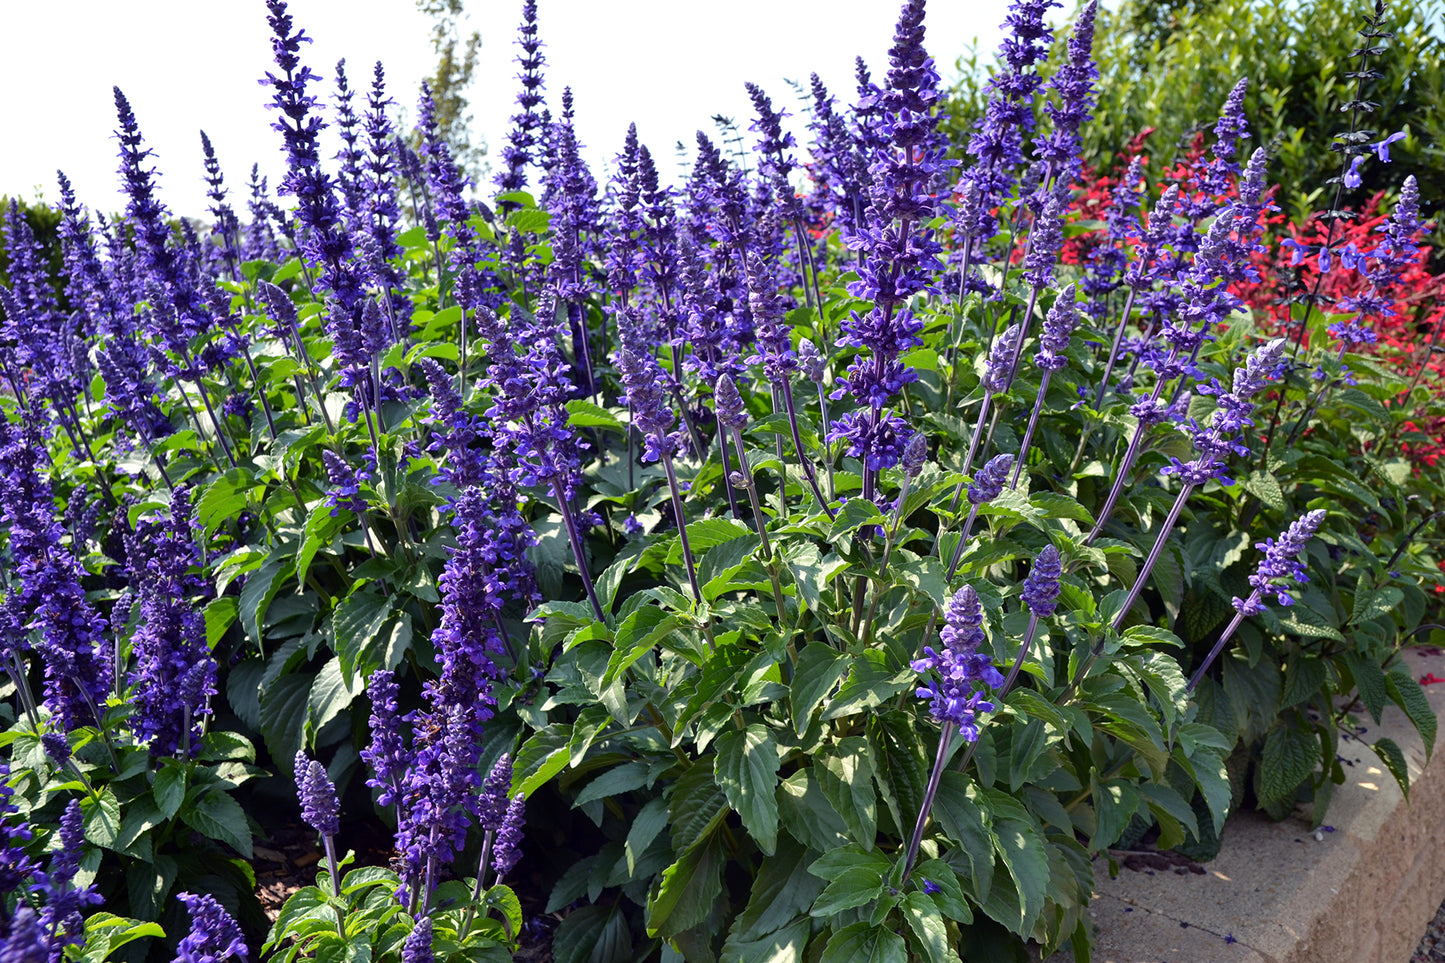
[1050,646,1445,963]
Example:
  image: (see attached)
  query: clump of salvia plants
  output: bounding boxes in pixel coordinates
[0,0,1438,959]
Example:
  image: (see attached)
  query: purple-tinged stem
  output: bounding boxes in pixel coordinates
[901,720,955,884]
[550,476,605,622]
[1010,372,1054,489]
[1187,602,1251,692]
[779,379,834,518]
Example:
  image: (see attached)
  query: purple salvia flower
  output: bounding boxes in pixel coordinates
[912,585,1000,741]
[479,754,513,831]
[491,793,526,881]
[361,62,405,270]
[984,324,1022,395]
[953,0,1061,257]
[617,312,677,463]
[1035,284,1079,372]
[0,764,36,896]
[261,1,369,369]
[295,751,341,837]
[1164,338,1284,486]
[969,453,1015,505]
[32,800,98,961]
[1022,190,1066,289]
[0,418,110,731]
[321,450,367,516]
[1036,0,1099,180]
[1020,544,1062,618]
[497,0,547,205]
[401,917,434,963]
[1237,509,1327,613]
[332,59,365,219]
[1202,78,1250,196]
[175,893,248,963]
[41,733,70,767]
[1188,510,1327,690]
[901,431,928,478]
[125,487,213,757]
[199,132,243,278]
[714,374,749,431]
[2,908,46,963]
[361,670,409,808]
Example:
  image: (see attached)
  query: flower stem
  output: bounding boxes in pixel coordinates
[901,721,955,884]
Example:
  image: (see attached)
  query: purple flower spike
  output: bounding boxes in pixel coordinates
[1035,284,1078,372]
[902,432,928,478]
[1020,545,1062,618]
[715,375,748,431]
[176,892,248,963]
[322,450,368,516]
[1234,510,1327,614]
[480,753,514,830]
[984,325,1022,394]
[401,916,434,963]
[798,339,826,384]
[969,453,1015,505]
[295,751,341,837]
[912,584,1000,741]
[491,793,526,880]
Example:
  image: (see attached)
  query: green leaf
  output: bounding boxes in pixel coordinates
[1030,492,1094,525]
[186,789,253,857]
[604,605,678,686]
[1242,469,1285,512]
[817,737,877,849]
[829,498,885,540]
[823,652,915,721]
[296,500,346,590]
[259,672,313,773]
[1259,723,1320,806]
[195,469,258,537]
[573,761,650,808]
[818,922,907,963]
[153,763,186,820]
[929,772,992,895]
[1090,779,1141,851]
[988,810,1050,936]
[646,835,725,938]
[789,644,847,736]
[204,597,239,649]
[1385,667,1437,761]
[901,891,960,963]
[566,399,624,432]
[714,725,781,855]
[515,725,573,797]
[810,866,888,917]
[307,657,362,743]
[552,905,632,963]
[1370,736,1412,801]
[240,558,294,648]
[332,588,393,684]
[1352,585,1403,624]
[1346,652,1389,723]
[81,788,121,849]
[777,771,850,853]
[508,207,550,233]
[626,797,670,876]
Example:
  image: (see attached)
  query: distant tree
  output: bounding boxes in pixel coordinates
[417,0,485,182]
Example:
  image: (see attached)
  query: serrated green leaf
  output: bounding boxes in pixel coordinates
[81,788,121,849]
[185,789,253,857]
[307,656,362,743]
[566,399,624,432]
[153,763,186,820]
[240,558,294,648]
[260,672,313,773]
[715,725,782,855]
[810,866,888,917]
[901,891,960,963]
[1385,667,1437,761]
[818,922,907,963]
[790,644,847,735]
[1370,736,1412,801]
[204,597,238,649]
[332,588,393,685]
[646,835,725,938]
[1260,722,1320,805]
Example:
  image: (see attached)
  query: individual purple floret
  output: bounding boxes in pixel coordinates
[913,584,1005,738]
[491,793,526,881]
[969,453,1015,505]
[175,892,248,963]
[295,752,341,837]
[1020,545,1062,618]
[714,374,749,431]
[1235,509,1328,615]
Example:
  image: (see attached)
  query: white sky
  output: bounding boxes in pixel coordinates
[2,0,1017,219]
